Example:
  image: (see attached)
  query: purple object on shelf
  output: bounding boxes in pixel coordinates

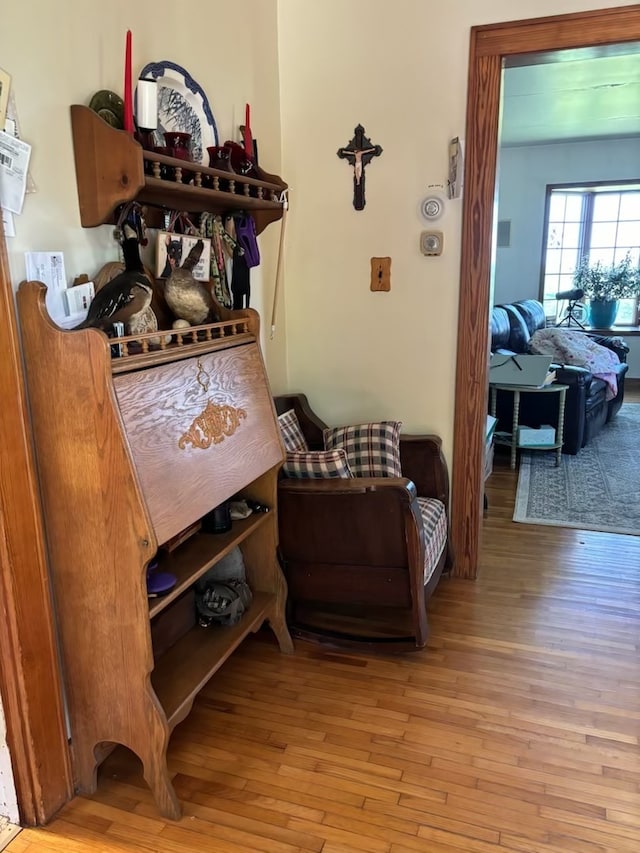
[146,560,177,596]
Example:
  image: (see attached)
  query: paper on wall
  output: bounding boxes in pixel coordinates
[0,130,31,214]
[2,208,14,237]
[25,251,67,291]
[4,90,36,194]
[25,251,68,327]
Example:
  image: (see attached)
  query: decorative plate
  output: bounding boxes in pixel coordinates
[88,90,124,129]
[138,61,218,164]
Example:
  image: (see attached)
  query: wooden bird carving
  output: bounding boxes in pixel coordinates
[164,239,218,326]
[75,225,155,334]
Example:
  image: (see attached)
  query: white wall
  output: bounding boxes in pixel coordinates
[276,0,638,456]
[494,137,640,376]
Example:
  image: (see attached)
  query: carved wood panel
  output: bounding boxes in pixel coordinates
[114,343,282,544]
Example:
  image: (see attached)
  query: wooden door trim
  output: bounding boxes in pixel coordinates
[0,221,73,823]
[452,5,640,578]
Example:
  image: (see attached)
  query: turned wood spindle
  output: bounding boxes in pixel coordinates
[152,162,161,179]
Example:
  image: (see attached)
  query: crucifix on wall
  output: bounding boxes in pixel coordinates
[337,124,382,211]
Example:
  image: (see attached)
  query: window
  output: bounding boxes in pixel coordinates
[541,183,640,325]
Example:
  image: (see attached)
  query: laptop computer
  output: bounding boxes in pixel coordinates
[489,353,554,387]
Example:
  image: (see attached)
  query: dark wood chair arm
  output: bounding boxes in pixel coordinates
[278,476,417,500]
[399,435,449,505]
[274,393,327,449]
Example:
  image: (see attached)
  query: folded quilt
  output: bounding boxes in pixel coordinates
[529,328,620,400]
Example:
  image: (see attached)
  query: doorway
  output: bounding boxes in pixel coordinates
[450,5,640,579]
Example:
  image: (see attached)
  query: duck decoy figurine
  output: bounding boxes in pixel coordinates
[164,239,218,326]
[75,224,155,334]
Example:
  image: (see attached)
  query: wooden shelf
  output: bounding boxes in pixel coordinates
[70,105,288,234]
[152,591,274,729]
[149,515,270,619]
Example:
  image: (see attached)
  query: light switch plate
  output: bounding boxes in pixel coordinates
[420,230,444,256]
[370,257,391,291]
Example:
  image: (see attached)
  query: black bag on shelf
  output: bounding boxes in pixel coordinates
[195,578,253,627]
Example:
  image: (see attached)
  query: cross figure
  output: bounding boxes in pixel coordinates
[337,124,382,211]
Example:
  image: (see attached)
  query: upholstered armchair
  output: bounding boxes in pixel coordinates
[273,393,452,651]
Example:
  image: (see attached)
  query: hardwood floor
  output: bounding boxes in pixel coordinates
[8,392,640,853]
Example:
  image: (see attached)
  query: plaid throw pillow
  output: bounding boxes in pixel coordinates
[323,421,403,478]
[277,409,309,452]
[283,449,354,479]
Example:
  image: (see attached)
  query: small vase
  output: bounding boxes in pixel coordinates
[164,131,192,160]
[223,141,256,177]
[207,146,235,173]
[588,299,619,328]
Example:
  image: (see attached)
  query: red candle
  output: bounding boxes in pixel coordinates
[123,30,133,133]
[244,103,253,158]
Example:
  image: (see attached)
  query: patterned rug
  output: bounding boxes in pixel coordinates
[513,403,640,534]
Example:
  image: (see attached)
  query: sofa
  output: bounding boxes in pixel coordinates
[490,299,629,454]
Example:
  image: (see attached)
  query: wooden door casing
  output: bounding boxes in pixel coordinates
[0,224,72,823]
[452,4,640,578]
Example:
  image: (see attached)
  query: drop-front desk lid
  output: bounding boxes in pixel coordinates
[113,342,282,545]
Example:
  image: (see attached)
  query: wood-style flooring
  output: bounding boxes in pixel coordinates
[9,389,640,853]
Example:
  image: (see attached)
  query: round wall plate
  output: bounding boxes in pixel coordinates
[420,194,445,221]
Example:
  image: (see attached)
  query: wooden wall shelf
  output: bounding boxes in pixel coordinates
[70,105,288,234]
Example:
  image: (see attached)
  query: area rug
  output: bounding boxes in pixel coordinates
[513,403,640,534]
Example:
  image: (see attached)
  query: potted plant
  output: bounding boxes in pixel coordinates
[573,253,640,327]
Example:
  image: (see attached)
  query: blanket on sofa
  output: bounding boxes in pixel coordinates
[529,328,620,400]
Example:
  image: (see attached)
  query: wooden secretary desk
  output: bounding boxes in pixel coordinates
[16,105,293,819]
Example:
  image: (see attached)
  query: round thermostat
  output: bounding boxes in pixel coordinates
[420,195,445,221]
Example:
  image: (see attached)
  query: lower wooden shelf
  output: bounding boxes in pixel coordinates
[150,514,270,619]
[151,590,274,729]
